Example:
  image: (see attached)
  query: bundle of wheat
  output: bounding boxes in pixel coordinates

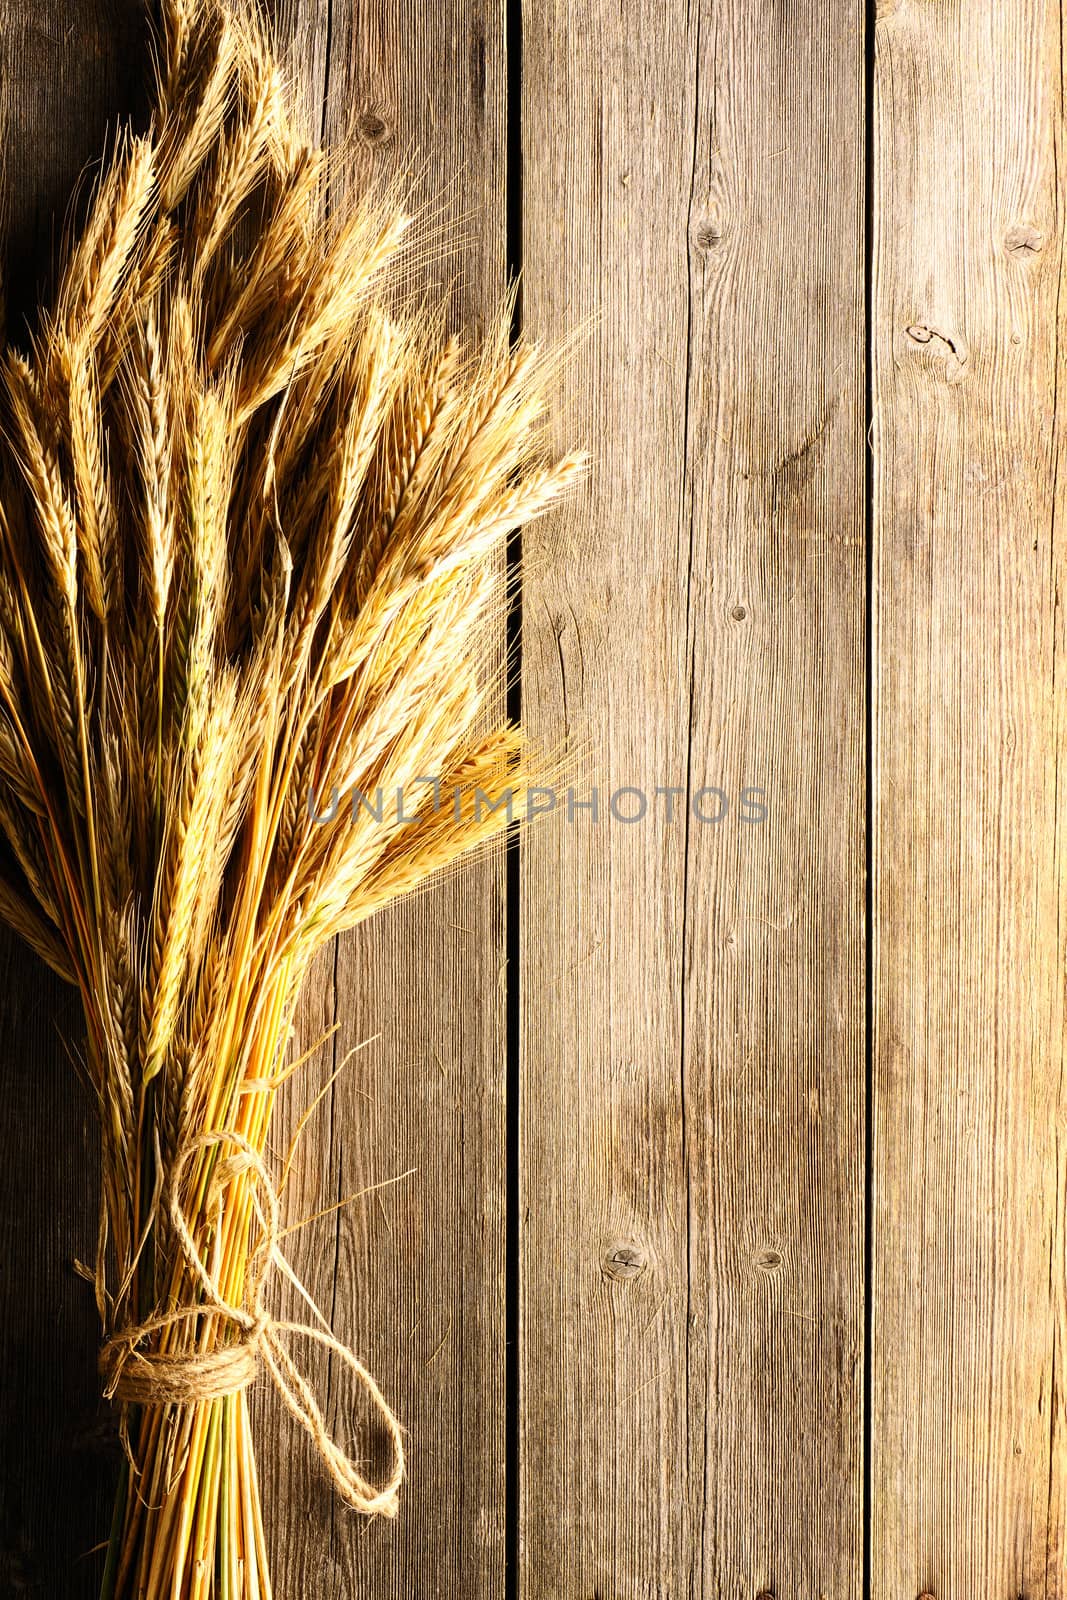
[0,1,579,1593]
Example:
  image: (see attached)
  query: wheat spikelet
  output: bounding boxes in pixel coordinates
[0,867,74,976]
[65,340,114,621]
[0,0,581,1594]
[56,135,157,346]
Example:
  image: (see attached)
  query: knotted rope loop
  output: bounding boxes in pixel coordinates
[98,1130,405,1519]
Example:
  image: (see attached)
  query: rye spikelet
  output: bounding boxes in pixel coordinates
[0,2,581,1595]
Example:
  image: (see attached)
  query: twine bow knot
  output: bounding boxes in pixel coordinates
[98,1131,405,1519]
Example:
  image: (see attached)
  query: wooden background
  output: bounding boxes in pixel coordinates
[0,1,1064,1596]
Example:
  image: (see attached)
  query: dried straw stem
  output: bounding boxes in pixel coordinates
[0,1,582,1595]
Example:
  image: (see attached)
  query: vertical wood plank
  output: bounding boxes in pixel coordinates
[0,2,509,1594]
[871,2,1067,1595]
[519,3,866,1596]
[244,11,333,1592]
[259,3,511,1596]
[0,6,149,1593]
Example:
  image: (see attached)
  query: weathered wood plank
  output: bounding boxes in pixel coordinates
[258,3,511,1596]
[0,6,150,1592]
[519,2,866,1595]
[871,2,1067,1594]
[0,2,509,1594]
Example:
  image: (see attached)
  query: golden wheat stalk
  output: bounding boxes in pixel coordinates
[0,2,580,1594]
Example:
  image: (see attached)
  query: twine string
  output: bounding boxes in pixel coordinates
[98,1131,405,1519]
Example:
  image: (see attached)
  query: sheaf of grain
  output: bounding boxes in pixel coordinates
[0,0,582,1594]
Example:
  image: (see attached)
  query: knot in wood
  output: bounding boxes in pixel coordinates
[692,218,723,254]
[601,1241,648,1282]
[357,111,391,146]
[1004,223,1044,258]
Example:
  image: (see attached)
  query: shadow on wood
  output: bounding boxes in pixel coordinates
[0,937,117,1595]
[0,4,147,1592]
[0,1,149,338]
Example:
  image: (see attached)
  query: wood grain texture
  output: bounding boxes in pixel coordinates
[254,4,511,1597]
[518,2,866,1596]
[871,2,1067,1596]
[0,6,149,1593]
[0,2,508,1595]
[4,2,1067,1596]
